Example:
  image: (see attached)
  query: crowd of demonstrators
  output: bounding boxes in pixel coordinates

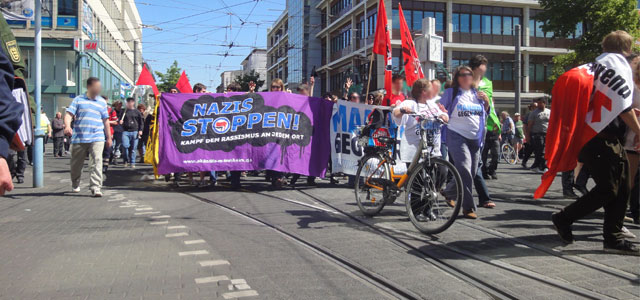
[64,77,112,197]
[552,31,640,255]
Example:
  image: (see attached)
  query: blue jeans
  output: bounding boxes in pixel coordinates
[121,131,139,166]
[446,130,482,211]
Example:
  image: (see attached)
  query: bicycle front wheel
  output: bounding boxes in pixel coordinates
[406,157,462,235]
[501,143,517,165]
[355,154,391,216]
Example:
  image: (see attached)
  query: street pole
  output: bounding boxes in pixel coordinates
[33,0,43,188]
[133,40,138,83]
[514,24,522,114]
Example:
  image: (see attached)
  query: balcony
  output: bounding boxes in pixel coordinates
[330,45,354,63]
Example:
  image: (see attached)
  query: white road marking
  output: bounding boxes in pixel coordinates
[222,290,258,299]
[134,211,160,215]
[135,207,153,211]
[107,198,126,202]
[227,284,234,291]
[165,232,189,238]
[167,225,187,229]
[235,284,251,290]
[184,239,206,245]
[178,250,209,256]
[198,260,230,267]
[230,279,246,284]
[195,275,229,284]
[150,221,169,225]
[150,215,170,219]
[119,205,136,208]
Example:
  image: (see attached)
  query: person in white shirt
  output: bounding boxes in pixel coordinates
[393,79,448,163]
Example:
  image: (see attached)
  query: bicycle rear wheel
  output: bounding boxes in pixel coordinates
[501,143,517,165]
[355,154,391,216]
[406,157,462,234]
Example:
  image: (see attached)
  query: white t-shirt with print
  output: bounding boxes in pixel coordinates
[393,99,447,162]
[448,89,483,140]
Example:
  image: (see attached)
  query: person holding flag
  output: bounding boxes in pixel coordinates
[546,31,640,255]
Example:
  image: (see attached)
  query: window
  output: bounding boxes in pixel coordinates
[435,12,444,32]
[460,13,470,33]
[503,16,512,35]
[471,14,481,34]
[452,13,459,32]
[492,15,501,35]
[492,62,502,81]
[58,0,77,15]
[482,15,491,34]
[392,9,399,30]
[503,63,513,80]
[412,10,423,30]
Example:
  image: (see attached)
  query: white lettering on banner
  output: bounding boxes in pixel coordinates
[330,100,407,175]
[585,53,634,133]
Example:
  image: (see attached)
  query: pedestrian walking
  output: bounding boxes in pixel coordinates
[552,31,640,255]
[51,112,65,157]
[39,108,51,150]
[289,82,317,187]
[0,46,22,196]
[440,65,490,219]
[102,102,118,175]
[528,97,550,172]
[470,56,500,180]
[120,98,143,168]
[64,77,112,197]
[623,53,640,224]
[110,101,124,165]
[521,102,538,168]
[513,113,524,159]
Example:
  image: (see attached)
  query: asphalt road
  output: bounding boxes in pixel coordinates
[0,148,638,299]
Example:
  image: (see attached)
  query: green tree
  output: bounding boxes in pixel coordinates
[234,70,265,92]
[154,60,182,92]
[536,0,640,81]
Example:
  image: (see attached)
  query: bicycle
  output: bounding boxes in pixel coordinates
[353,114,463,235]
[500,141,518,165]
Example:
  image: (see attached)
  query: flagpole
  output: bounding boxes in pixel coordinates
[365,51,374,97]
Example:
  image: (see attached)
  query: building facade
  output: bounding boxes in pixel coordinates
[218,70,243,92]
[6,0,142,118]
[266,0,323,96]
[241,48,267,84]
[313,0,582,111]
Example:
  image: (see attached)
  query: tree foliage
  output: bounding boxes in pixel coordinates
[536,0,640,80]
[154,60,182,92]
[235,70,265,92]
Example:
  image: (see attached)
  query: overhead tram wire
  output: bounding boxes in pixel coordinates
[216,0,260,69]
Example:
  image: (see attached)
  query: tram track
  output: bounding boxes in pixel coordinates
[292,188,621,300]
[174,180,626,299]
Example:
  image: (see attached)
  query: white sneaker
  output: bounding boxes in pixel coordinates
[620,226,637,239]
[91,189,103,197]
[71,186,81,193]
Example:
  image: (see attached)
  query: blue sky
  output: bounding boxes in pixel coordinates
[137,0,285,90]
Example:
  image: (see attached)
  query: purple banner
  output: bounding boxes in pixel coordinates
[157,92,334,177]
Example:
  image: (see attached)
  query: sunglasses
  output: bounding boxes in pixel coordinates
[271,85,282,90]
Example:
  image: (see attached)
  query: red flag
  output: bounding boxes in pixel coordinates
[534,53,634,199]
[398,3,424,87]
[176,70,193,93]
[372,0,393,104]
[136,64,159,96]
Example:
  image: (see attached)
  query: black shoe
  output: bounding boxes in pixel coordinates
[563,191,579,199]
[551,212,574,243]
[307,179,317,186]
[482,174,491,180]
[16,177,24,184]
[490,173,498,180]
[603,240,640,256]
[521,162,527,169]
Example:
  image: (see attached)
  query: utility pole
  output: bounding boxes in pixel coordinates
[514,24,522,114]
[33,0,43,187]
[133,40,139,83]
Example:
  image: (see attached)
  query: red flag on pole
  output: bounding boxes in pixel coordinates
[398,3,424,87]
[176,70,193,93]
[372,0,393,105]
[136,64,159,96]
[534,53,634,199]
